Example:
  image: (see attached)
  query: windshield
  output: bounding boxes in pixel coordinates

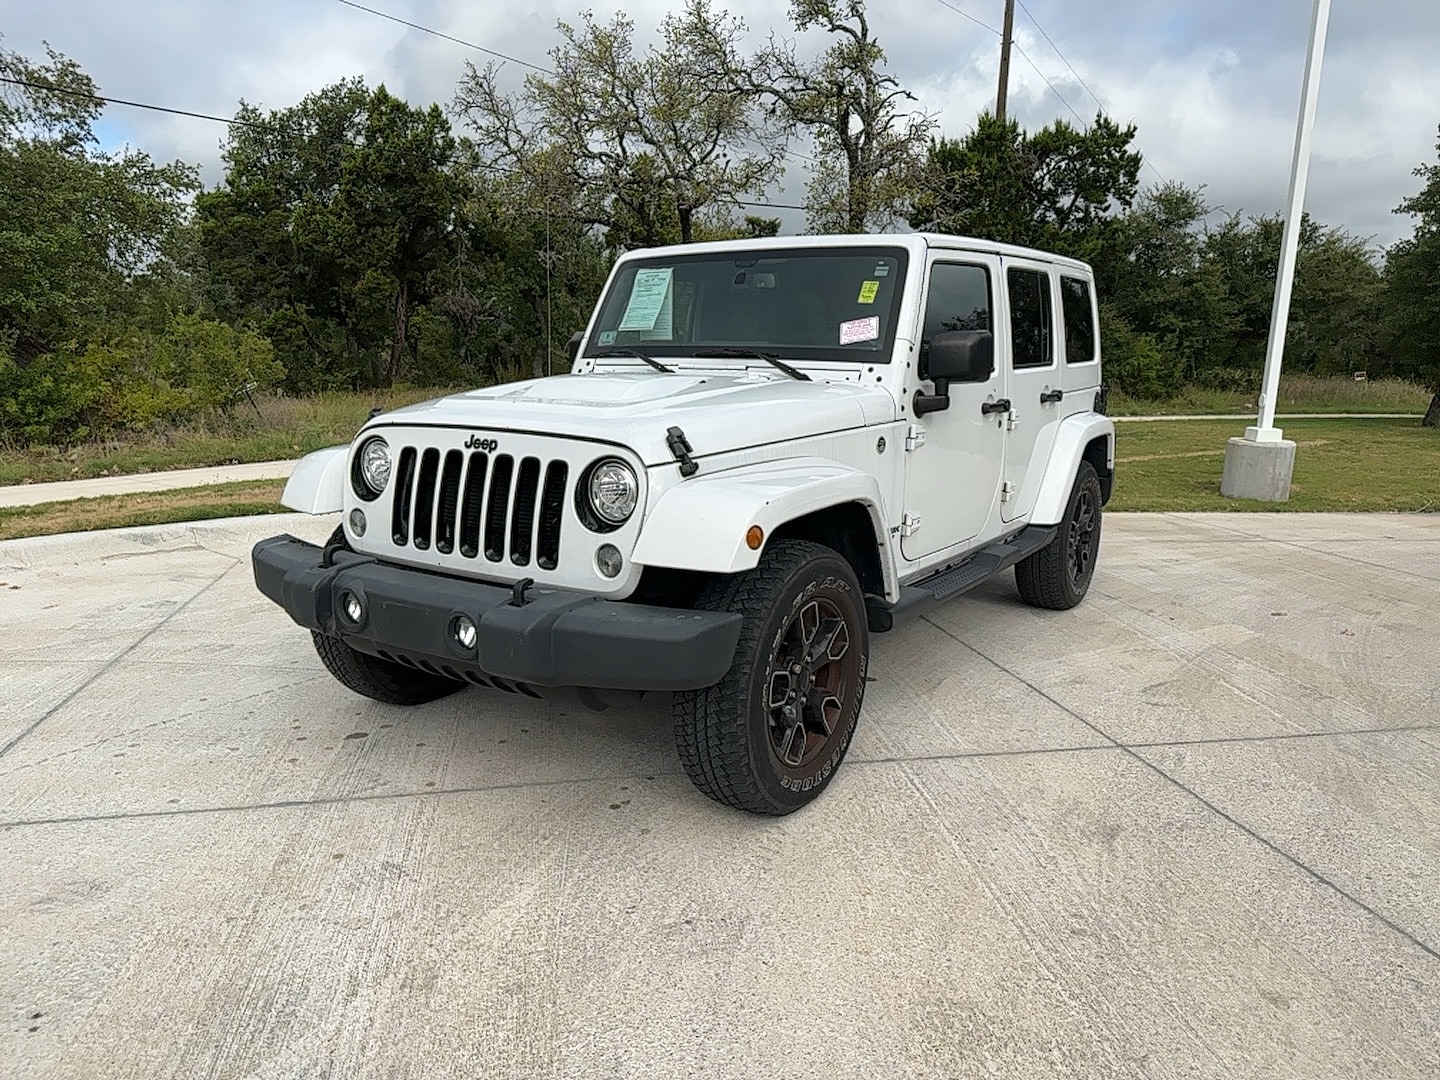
[584,246,909,363]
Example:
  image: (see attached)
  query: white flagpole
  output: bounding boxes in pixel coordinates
[1249,0,1333,442]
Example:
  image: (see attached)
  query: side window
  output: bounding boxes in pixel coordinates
[1006,268,1054,369]
[1060,276,1096,364]
[919,262,991,380]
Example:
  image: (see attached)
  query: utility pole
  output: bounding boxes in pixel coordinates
[996,0,1016,124]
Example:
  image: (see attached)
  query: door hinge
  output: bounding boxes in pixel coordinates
[900,512,922,536]
[1000,481,1016,503]
[905,424,926,451]
[1006,410,1020,432]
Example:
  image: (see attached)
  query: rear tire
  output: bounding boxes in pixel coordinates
[311,632,464,706]
[1016,461,1102,610]
[673,540,869,815]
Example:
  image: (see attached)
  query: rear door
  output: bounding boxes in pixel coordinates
[1000,259,1063,522]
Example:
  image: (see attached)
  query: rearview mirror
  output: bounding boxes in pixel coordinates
[928,330,993,383]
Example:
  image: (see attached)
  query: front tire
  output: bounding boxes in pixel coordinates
[1015,461,1103,610]
[673,540,869,815]
[311,632,465,706]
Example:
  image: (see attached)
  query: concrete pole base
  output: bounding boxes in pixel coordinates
[1221,437,1296,502]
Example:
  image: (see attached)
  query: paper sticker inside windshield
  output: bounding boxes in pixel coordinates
[618,268,674,333]
[598,330,617,345]
[839,316,880,345]
[857,280,879,304]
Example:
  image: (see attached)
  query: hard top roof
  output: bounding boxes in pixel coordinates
[615,232,1093,274]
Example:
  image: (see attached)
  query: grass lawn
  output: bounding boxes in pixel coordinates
[0,480,287,541]
[1,418,1435,541]
[0,387,452,487]
[1110,418,1440,512]
[1109,374,1431,416]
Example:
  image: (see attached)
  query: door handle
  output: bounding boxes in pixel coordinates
[981,398,1011,416]
[1040,388,1064,404]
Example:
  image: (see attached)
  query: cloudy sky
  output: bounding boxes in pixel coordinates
[6,0,1440,246]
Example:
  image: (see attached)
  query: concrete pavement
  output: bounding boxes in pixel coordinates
[2,512,1438,1078]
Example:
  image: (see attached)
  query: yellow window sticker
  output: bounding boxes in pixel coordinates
[857,280,880,304]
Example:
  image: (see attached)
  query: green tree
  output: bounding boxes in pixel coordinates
[1385,129,1440,426]
[755,0,933,232]
[913,112,1142,260]
[0,42,198,361]
[197,80,468,389]
[454,0,783,247]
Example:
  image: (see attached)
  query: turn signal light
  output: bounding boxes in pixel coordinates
[746,525,764,550]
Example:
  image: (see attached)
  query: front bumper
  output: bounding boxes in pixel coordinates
[252,535,742,692]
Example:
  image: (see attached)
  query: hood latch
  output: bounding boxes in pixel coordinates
[666,426,699,478]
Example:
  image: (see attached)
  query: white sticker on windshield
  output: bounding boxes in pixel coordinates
[598,330,617,345]
[839,316,880,345]
[619,268,673,333]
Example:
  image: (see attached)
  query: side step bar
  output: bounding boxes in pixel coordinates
[865,525,1057,631]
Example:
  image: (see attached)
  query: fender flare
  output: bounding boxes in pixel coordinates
[631,457,898,598]
[281,446,349,514]
[1028,414,1115,525]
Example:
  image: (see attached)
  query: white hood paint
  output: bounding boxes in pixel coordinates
[371,372,898,465]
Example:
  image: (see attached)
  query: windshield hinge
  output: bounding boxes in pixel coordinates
[1000,481,1016,503]
[666,426,699,477]
[905,424,926,452]
[900,512,922,537]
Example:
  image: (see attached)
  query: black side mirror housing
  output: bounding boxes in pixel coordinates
[929,330,994,383]
[914,330,994,417]
[566,331,584,366]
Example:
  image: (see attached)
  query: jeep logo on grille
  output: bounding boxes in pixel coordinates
[464,434,499,452]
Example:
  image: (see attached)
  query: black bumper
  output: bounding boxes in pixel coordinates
[252,535,742,692]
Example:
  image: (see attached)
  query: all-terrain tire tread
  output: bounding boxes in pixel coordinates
[673,540,859,815]
[311,631,463,706]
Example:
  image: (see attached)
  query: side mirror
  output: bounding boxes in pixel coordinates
[929,330,993,383]
[566,331,584,366]
[913,330,994,417]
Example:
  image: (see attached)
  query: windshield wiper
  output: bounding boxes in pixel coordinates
[692,347,811,382]
[593,348,673,374]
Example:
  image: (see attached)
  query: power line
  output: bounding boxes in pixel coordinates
[331,0,551,74]
[330,0,820,171]
[1,74,813,213]
[1016,0,1105,121]
[929,0,1166,183]
[930,0,1000,36]
[0,75,271,131]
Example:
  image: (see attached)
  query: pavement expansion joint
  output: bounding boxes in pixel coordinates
[920,614,1440,965]
[0,561,239,760]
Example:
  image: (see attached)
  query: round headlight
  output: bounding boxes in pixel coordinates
[587,459,639,525]
[353,437,390,499]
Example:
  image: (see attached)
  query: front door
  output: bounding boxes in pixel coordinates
[1000,259,1063,522]
[901,255,1006,561]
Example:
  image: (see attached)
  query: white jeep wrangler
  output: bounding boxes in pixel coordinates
[253,234,1114,814]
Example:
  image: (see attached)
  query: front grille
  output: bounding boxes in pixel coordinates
[390,448,569,568]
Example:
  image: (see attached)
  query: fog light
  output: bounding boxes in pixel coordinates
[349,508,367,537]
[595,544,623,579]
[340,591,364,624]
[452,615,478,651]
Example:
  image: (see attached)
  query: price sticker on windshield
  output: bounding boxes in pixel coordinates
[839,316,880,345]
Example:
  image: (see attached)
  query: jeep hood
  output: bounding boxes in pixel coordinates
[371,372,896,465]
